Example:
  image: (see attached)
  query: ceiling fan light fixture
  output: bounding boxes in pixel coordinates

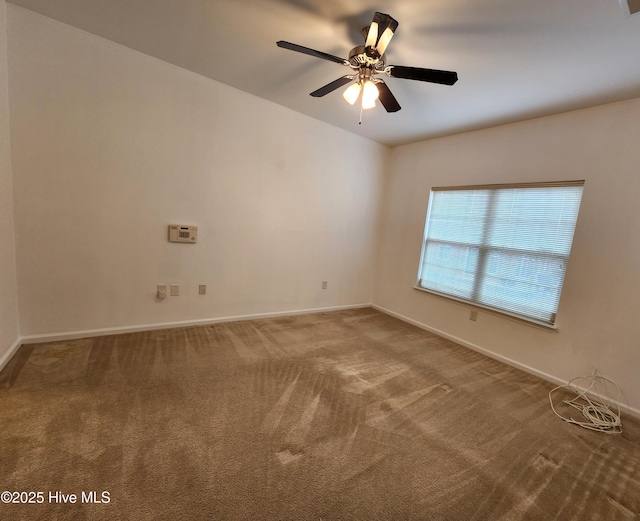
[343,83,362,105]
[362,80,379,109]
[361,97,376,110]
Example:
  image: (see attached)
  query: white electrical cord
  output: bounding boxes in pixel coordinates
[548,370,623,434]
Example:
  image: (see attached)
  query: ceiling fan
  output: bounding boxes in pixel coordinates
[276,12,458,121]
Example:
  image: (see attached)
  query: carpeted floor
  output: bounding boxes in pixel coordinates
[1,307,639,520]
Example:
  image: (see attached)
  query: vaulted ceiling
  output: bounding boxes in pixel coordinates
[8,0,640,146]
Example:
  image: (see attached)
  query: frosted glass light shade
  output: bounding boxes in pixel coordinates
[343,83,362,105]
[361,81,379,109]
[362,97,376,109]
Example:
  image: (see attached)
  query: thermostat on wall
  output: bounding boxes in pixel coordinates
[168,224,198,243]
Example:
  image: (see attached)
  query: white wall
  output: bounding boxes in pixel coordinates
[8,6,387,337]
[7,4,639,414]
[375,97,640,414]
[0,0,20,364]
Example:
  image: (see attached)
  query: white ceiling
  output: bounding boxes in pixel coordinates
[8,0,640,146]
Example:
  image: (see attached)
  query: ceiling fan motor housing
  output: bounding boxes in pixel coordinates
[348,46,385,70]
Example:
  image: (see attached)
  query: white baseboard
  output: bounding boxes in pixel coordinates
[10,302,640,421]
[0,336,23,373]
[372,304,640,421]
[19,303,371,345]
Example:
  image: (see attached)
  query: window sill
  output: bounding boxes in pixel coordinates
[412,286,559,333]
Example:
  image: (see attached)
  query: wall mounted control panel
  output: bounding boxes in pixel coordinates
[168,224,198,243]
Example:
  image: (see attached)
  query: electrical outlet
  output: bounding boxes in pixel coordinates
[170,284,179,296]
[157,285,167,299]
[469,310,478,321]
[199,285,206,295]
[322,281,328,290]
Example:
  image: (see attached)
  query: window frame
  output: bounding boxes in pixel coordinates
[414,180,585,329]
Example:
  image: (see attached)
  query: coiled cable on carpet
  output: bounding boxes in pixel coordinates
[548,370,623,434]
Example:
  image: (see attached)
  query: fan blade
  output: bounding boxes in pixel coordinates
[389,65,458,85]
[373,12,398,56]
[310,76,354,97]
[364,21,378,49]
[376,81,401,112]
[276,41,348,65]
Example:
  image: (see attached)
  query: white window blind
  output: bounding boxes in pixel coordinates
[416,181,584,326]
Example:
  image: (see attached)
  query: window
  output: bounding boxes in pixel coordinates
[416,181,584,327]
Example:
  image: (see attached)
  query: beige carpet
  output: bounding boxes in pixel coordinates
[1,307,639,520]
